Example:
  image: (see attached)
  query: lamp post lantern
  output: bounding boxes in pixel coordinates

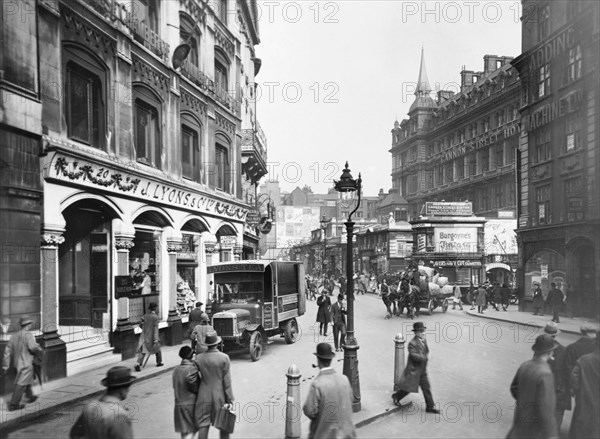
[319,215,330,281]
[333,161,362,412]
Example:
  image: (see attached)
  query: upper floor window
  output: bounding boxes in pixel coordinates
[495,111,504,127]
[565,113,582,152]
[456,159,464,179]
[214,50,229,92]
[534,127,551,163]
[538,64,551,99]
[567,0,583,21]
[538,4,550,41]
[495,144,504,168]
[535,185,551,224]
[181,115,201,182]
[219,0,228,24]
[180,13,200,67]
[565,176,584,221]
[568,45,582,83]
[215,134,231,192]
[132,0,158,31]
[134,87,161,168]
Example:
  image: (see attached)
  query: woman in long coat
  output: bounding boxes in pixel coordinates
[316,292,331,337]
[172,346,199,439]
[476,285,487,314]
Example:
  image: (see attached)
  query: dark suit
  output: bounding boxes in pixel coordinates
[548,342,571,429]
[70,395,134,439]
[392,334,435,409]
[507,358,558,439]
[331,301,346,350]
[566,336,596,374]
[569,349,600,439]
[2,328,43,406]
[303,368,356,439]
[194,347,234,439]
[136,311,162,367]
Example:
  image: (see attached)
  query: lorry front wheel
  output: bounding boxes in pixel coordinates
[283,319,298,344]
[249,331,263,361]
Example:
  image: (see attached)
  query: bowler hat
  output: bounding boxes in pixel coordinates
[412,322,426,332]
[314,343,336,360]
[544,323,560,336]
[179,346,193,359]
[195,302,203,308]
[148,302,158,311]
[337,294,344,301]
[19,316,33,327]
[204,331,222,347]
[101,366,137,388]
[532,334,558,354]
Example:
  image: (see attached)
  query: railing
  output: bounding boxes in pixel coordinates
[181,59,214,91]
[128,19,170,60]
[241,129,267,164]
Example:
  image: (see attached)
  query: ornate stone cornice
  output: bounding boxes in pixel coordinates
[114,240,135,250]
[132,56,169,98]
[214,25,235,58]
[216,112,236,134]
[180,0,207,25]
[167,241,184,253]
[204,242,219,254]
[181,89,207,118]
[41,234,65,247]
[61,4,116,55]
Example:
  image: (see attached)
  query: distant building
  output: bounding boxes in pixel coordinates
[511,0,599,317]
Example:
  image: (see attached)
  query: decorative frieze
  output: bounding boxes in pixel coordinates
[132,56,169,98]
[180,0,207,25]
[41,234,65,247]
[216,112,236,134]
[181,89,207,118]
[167,241,184,253]
[61,4,116,55]
[114,240,135,250]
[214,26,235,58]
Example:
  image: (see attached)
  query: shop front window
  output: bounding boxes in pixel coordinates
[524,250,566,299]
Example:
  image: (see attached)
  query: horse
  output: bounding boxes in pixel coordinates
[399,278,421,319]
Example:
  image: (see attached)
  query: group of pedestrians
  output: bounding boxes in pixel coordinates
[507,324,599,439]
[316,290,347,351]
[533,282,566,323]
[470,282,511,313]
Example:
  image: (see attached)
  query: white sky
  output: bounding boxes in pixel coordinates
[253,1,522,196]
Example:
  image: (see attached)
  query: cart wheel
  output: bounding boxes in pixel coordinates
[442,299,448,313]
[249,331,263,361]
[428,299,434,315]
[283,319,299,344]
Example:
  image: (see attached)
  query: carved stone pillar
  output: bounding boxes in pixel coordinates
[40,232,67,381]
[233,244,243,261]
[112,238,137,359]
[165,240,183,346]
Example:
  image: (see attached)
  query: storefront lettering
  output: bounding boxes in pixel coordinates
[50,155,247,220]
[529,27,575,71]
[438,260,482,267]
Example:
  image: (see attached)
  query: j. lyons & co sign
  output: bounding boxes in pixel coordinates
[48,154,248,221]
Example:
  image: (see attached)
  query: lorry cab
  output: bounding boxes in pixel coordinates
[207,260,306,361]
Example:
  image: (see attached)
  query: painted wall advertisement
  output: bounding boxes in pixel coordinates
[484,220,517,255]
[434,228,478,253]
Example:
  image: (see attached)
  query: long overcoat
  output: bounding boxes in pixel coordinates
[566,336,596,373]
[396,335,428,393]
[192,323,216,355]
[302,368,356,439]
[137,311,161,355]
[2,328,42,386]
[506,358,558,439]
[316,294,331,324]
[569,349,600,439]
[172,358,200,434]
[476,287,487,307]
[70,395,134,439]
[548,342,571,410]
[193,348,234,428]
[532,287,544,309]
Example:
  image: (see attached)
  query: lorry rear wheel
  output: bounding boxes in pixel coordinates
[249,331,263,361]
[283,319,298,344]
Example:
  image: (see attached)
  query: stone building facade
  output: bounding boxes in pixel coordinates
[511,0,599,317]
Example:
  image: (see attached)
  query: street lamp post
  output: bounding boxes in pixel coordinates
[334,161,362,412]
[320,216,330,281]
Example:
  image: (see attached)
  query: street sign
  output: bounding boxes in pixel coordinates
[425,202,473,216]
[246,208,260,226]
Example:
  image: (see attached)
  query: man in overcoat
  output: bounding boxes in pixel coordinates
[532,284,545,316]
[194,331,234,439]
[506,334,558,439]
[543,323,571,430]
[1,315,43,411]
[70,366,136,439]
[566,325,597,373]
[188,301,205,349]
[569,336,599,439]
[331,294,347,352]
[316,291,331,337]
[135,302,163,371]
[302,343,356,439]
[191,313,215,355]
[172,346,200,439]
[546,283,564,323]
[391,322,440,414]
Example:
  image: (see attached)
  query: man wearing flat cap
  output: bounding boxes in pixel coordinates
[2,315,43,411]
[303,343,356,439]
[566,324,598,374]
[506,334,559,439]
[70,366,137,439]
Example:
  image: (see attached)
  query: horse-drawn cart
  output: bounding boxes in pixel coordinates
[421,291,449,315]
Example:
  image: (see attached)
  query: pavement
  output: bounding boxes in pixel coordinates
[1,301,598,437]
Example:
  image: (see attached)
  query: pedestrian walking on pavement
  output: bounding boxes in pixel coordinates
[543,323,571,431]
[1,315,43,411]
[381,279,393,319]
[566,325,598,376]
[500,283,511,311]
[476,285,487,314]
[492,283,502,311]
[532,284,545,316]
[194,331,234,439]
[191,312,215,355]
[316,291,332,337]
[391,322,441,414]
[173,346,200,439]
[331,294,347,352]
[469,281,476,310]
[569,335,600,439]
[546,283,564,323]
[70,366,137,439]
[134,302,163,371]
[452,283,463,310]
[188,302,205,350]
[506,334,558,439]
[303,343,357,439]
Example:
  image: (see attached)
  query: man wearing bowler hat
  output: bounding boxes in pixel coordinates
[391,322,440,414]
[70,366,137,439]
[135,302,163,371]
[2,315,43,411]
[543,323,571,430]
[303,342,356,439]
[506,334,559,439]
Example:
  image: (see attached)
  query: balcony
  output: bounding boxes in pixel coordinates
[241,123,268,183]
[128,19,170,61]
[181,60,214,92]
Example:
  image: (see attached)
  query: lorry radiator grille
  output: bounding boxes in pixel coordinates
[212,318,235,337]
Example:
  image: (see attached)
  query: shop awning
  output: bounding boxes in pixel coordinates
[486,262,512,272]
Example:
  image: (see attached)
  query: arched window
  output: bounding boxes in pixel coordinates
[214,49,230,93]
[215,133,231,192]
[181,113,202,182]
[63,45,108,149]
[133,85,162,169]
[179,13,200,67]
